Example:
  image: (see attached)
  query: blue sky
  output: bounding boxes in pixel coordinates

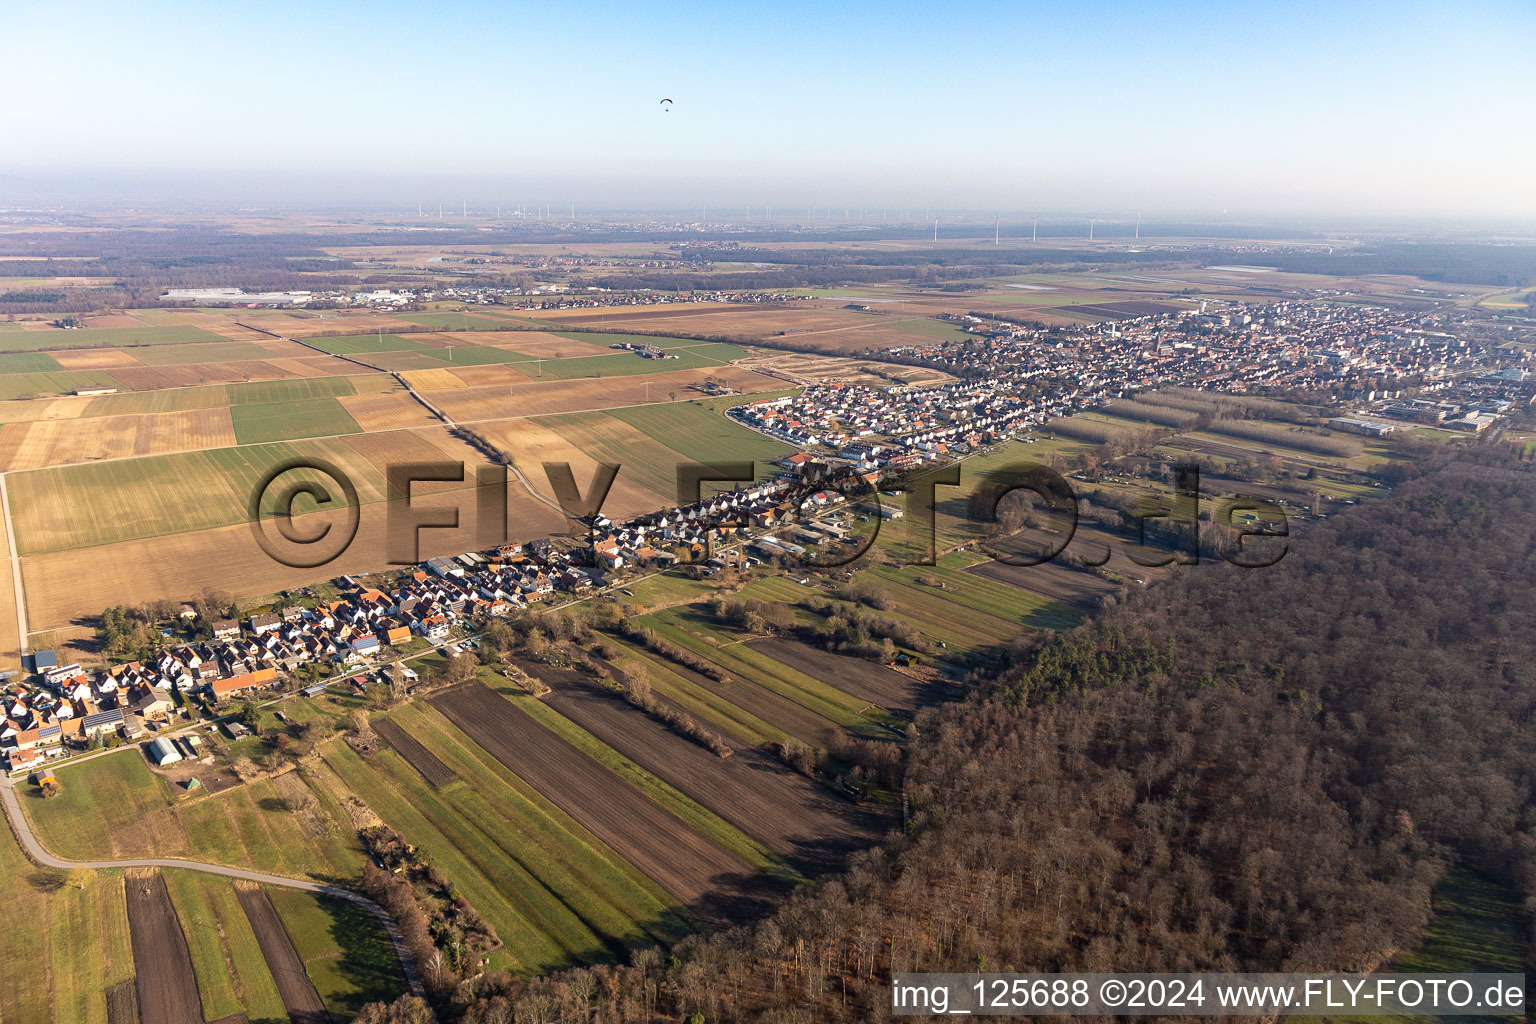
[4,0,1534,217]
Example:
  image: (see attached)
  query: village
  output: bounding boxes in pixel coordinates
[0,467,869,774]
[733,299,1535,468]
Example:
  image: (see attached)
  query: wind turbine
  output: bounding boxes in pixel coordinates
[1088,216,1095,241]
[1032,214,1039,242]
[1135,212,1142,240]
[995,215,1000,246]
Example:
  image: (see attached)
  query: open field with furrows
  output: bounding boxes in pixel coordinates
[316,702,689,973]
[739,572,1032,659]
[426,363,783,421]
[0,324,227,353]
[161,871,288,1023]
[233,883,329,1024]
[265,887,408,1019]
[20,482,567,639]
[335,391,439,431]
[476,415,675,515]
[0,821,136,1024]
[531,405,774,506]
[373,716,458,787]
[746,637,948,719]
[411,330,614,356]
[8,412,486,556]
[124,870,203,1024]
[515,657,892,874]
[0,408,238,470]
[430,681,777,926]
[637,604,895,741]
[20,753,365,883]
[530,302,780,327]
[596,637,789,748]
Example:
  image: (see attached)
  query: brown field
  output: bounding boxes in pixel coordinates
[0,408,237,471]
[430,682,772,923]
[259,355,346,376]
[51,348,145,369]
[337,426,480,476]
[125,870,204,1024]
[105,980,140,1024]
[965,547,1156,603]
[443,364,530,388]
[526,661,890,875]
[0,396,92,424]
[476,416,671,516]
[21,490,567,634]
[430,364,782,421]
[397,368,465,391]
[336,393,439,432]
[374,717,457,788]
[747,638,944,719]
[234,883,329,1024]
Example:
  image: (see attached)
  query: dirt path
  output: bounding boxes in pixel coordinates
[235,882,330,1024]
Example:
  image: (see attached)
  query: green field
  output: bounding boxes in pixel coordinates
[605,399,792,464]
[0,818,135,1024]
[128,340,279,365]
[20,749,364,884]
[639,604,893,736]
[318,703,689,974]
[0,352,65,374]
[9,433,429,554]
[888,318,972,342]
[231,397,363,443]
[266,887,410,1017]
[162,870,289,1022]
[0,324,225,353]
[226,375,380,404]
[0,370,121,400]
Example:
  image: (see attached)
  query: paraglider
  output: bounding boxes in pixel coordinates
[659,98,673,111]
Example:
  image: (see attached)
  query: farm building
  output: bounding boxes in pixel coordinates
[149,737,183,765]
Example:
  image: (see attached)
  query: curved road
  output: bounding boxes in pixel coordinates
[0,777,424,998]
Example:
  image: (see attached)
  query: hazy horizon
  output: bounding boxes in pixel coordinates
[3,0,1534,220]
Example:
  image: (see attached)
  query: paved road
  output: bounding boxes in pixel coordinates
[0,777,424,998]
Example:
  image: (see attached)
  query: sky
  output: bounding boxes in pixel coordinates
[3,0,1534,220]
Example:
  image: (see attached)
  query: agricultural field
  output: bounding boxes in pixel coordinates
[429,681,776,925]
[20,752,364,884]
[160,871,287,1023]
[265,887,410,1018]
[513,657,891,875]
[0,824,135,1024]
[0,324,226,353]
[317,701,692,973]
[123,870,203,1024]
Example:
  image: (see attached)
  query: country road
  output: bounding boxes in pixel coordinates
[0,777,425,998]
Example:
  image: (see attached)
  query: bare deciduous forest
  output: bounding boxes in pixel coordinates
[355,446,1534,1024]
